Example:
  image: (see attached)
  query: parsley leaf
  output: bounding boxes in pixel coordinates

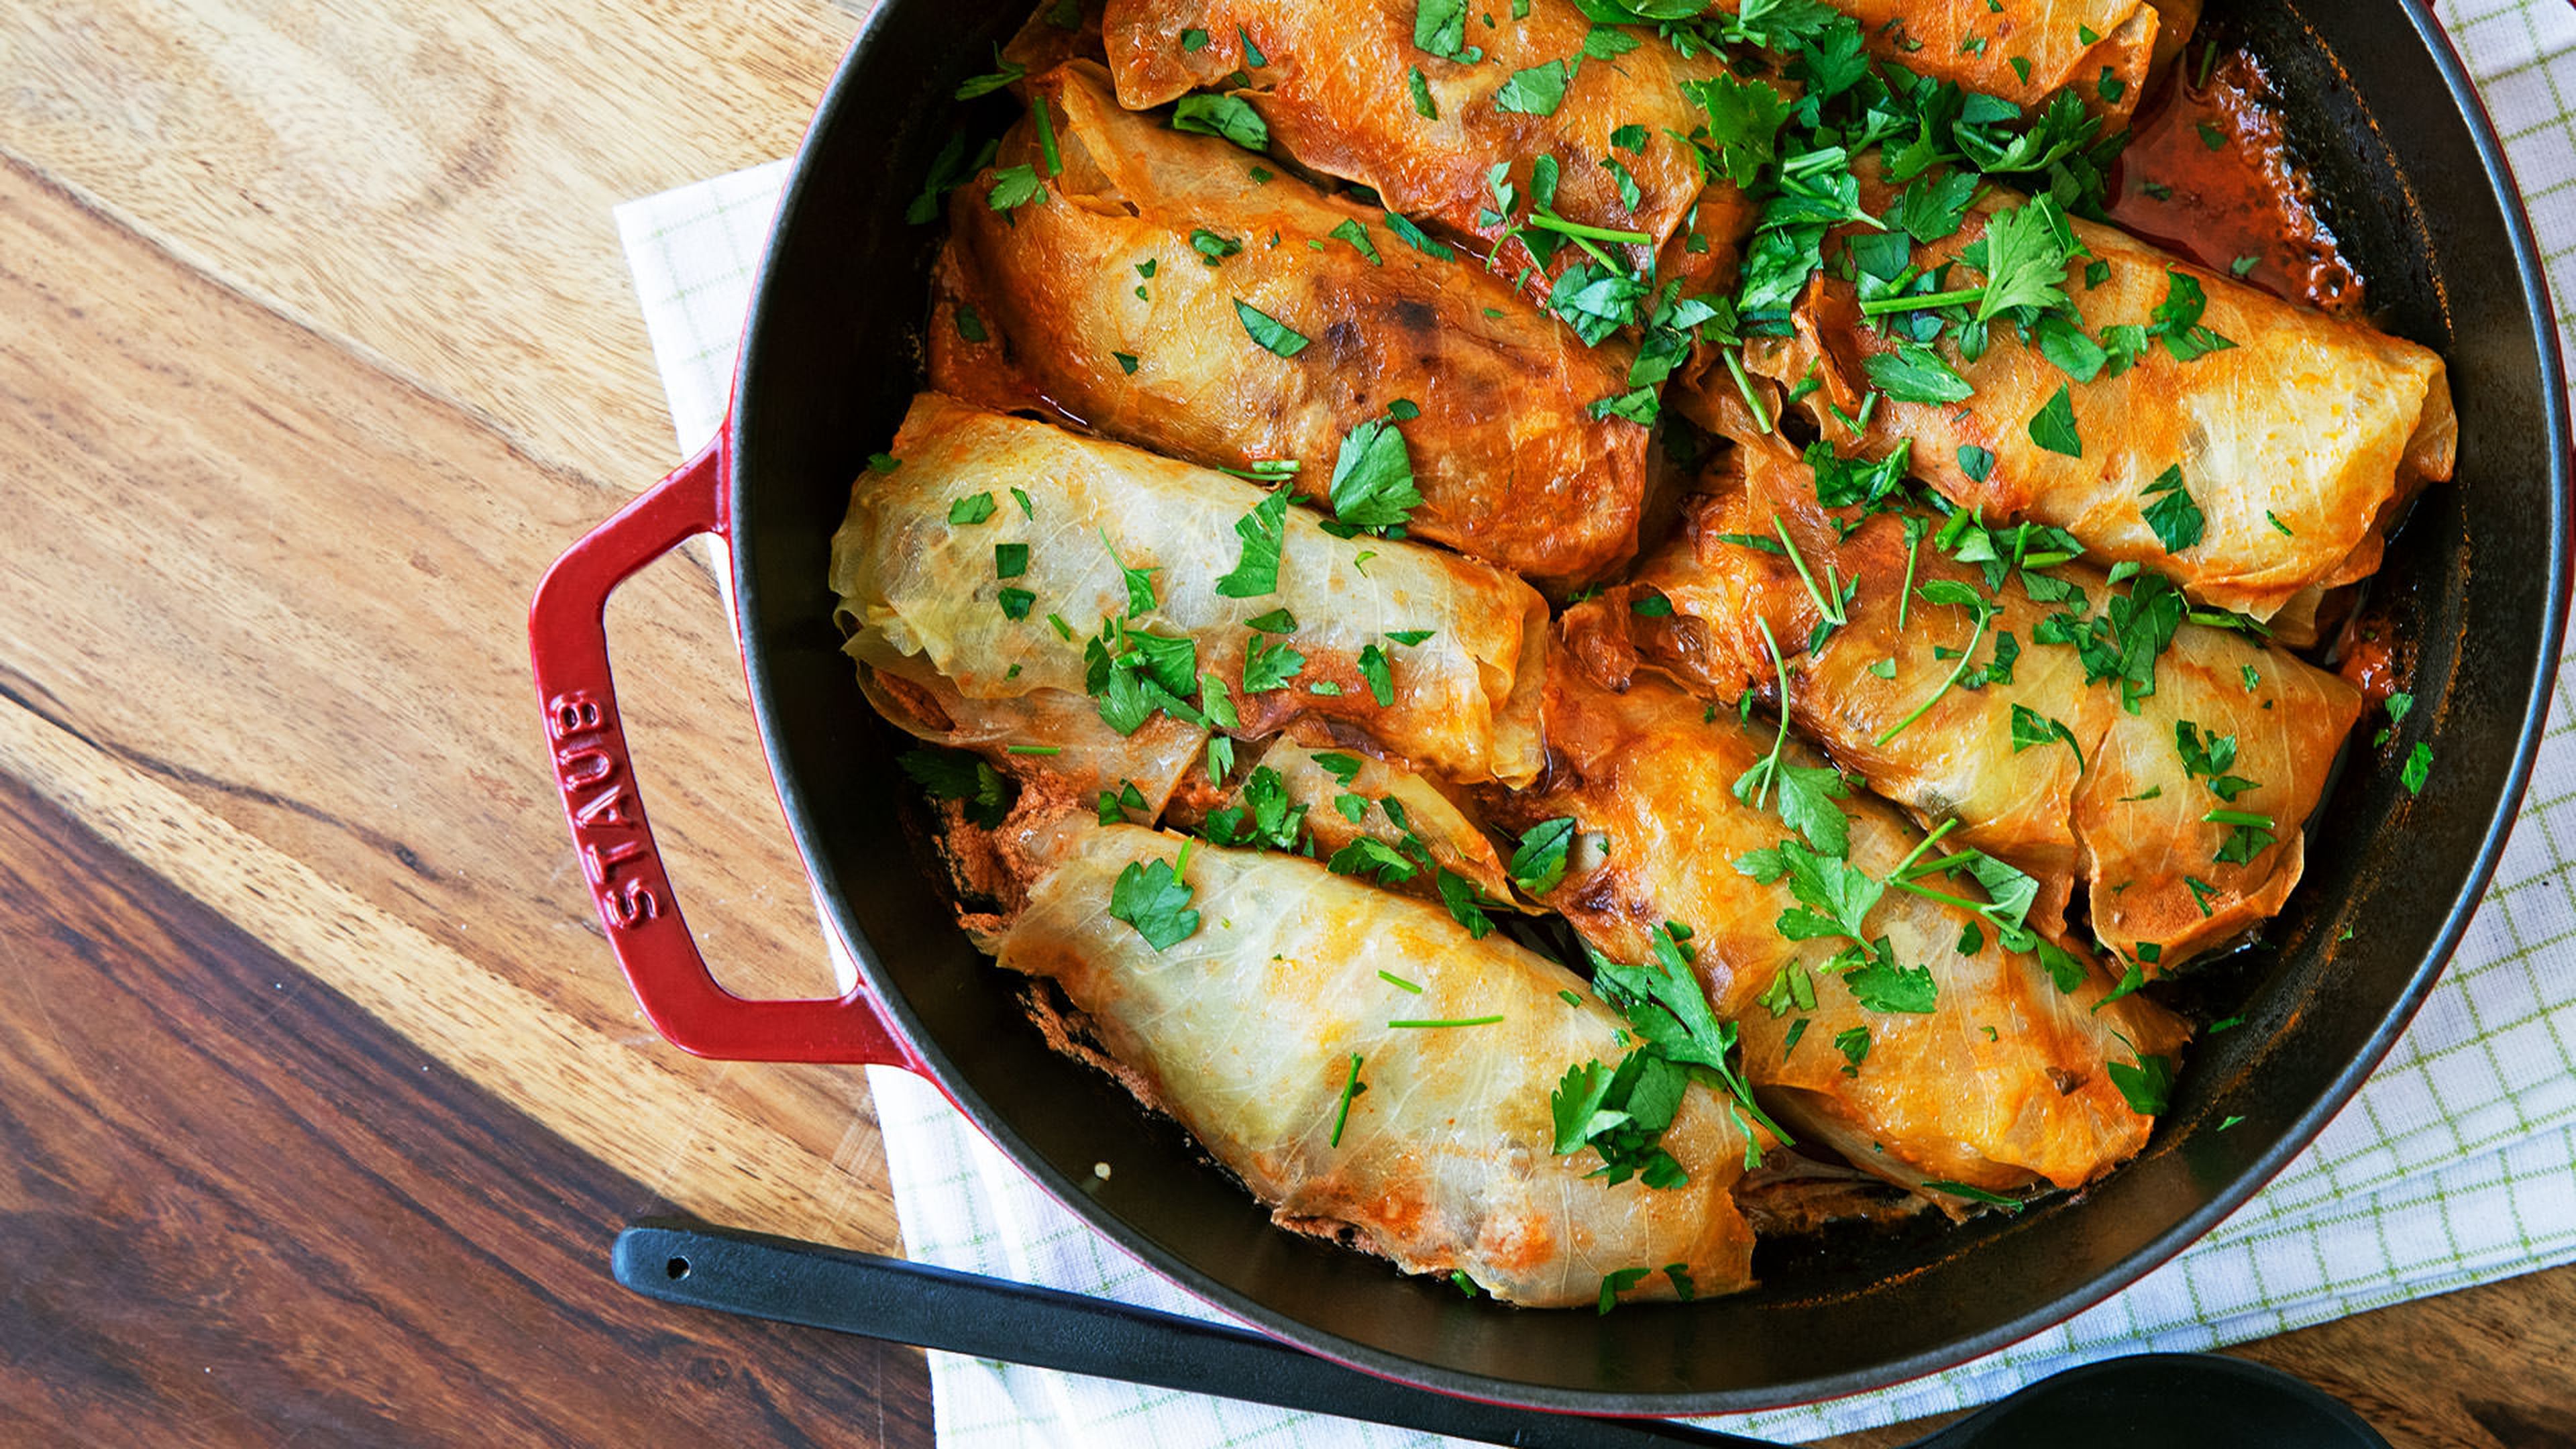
[986,164,1045,213]
[1384,210,1456,261]
[2150,270,2237,360]
[1242,635,1305,693]
[2009,704,2085,769]
[1888,170,1980,244]
[1214,489,1290,598]
[1735,837,1884,952]
[1328,217,1383,264]
[1546,260,1652,345]
[2403,741,2434,795]
[2140,464,2206,553]
[1974,195,2080,323]
[1495,59,1576,117]
[1843,957,1939,1014]
[1682,73,1794,189]
[1327,415,1423,531]
[1108,847,1200,951]
[1864,345,1974,405]
[2108,1053,2176,1116]
[2028,383,2082,457]
[1510,818,1576,895]
[900,747,1012,828]
[1172,95,1269,152]
[953,50,1027,100]
[1234,299,1310,358]
[1413,0,1468,57]
[1358,643,1396,706]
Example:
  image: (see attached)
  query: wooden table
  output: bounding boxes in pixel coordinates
[1,1,2569,1444]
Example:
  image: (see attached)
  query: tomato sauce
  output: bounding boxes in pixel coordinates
[2104,42,2367,318]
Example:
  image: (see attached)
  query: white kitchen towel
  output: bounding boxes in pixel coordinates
[614,0,2576,1439]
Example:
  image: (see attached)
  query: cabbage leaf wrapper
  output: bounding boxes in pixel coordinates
[831,394,1549,788]
[1584,443,2361,971]
[1099,0,1762,301]
[1698,176,2454,636]
[992,824,1761,1306]
[933,62,1646,592]
[1493,670,2188,1203]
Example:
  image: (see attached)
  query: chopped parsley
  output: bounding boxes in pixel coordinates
[1234,299,1310,357]
[2028,384,2082,457]
[2108,1052,2176,1116]
[1214,490,1291,598]
[1326,413,1424,532]
[1864,345,1974,405]
[1330,1053,1366,1146]
[1494,59,1576,117]
[1108,844,1200,951]
[900,747,1011,828]
[1510,818,1577,896]
[2403,741,2434,795]
[2009,704,2085,769]
[1171,94,1269,152]
[1327,218,1383,264]
[2140,464,2206,553]
[986,164,1044,213]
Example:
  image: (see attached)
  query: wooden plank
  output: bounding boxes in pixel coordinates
[0,0,861,489]
[0,158,903,1248]
[0,764,932,1447]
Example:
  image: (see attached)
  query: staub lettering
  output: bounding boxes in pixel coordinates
[547,688,660,929]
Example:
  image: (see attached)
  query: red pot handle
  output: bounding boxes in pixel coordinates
[529,441,920,1069]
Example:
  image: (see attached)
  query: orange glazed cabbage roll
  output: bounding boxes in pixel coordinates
[831,394,1550,788]
[1099,0,1760,298]
[934,62,1646,592]
[1492,670,2185,1203]
[1709,0,2200,123]
[1585,443,2362,972]
[1715,179,2455,635]
[991,823,1760,1305]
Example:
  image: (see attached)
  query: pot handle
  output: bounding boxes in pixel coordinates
[528,442,920,1069]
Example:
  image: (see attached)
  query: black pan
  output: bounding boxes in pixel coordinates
[529,0,2571,1415]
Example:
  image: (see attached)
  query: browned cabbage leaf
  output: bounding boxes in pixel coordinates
[1099,0,1762,299]
[1589,442,2363,971]
[932,62,1648,592]
[1495,669,2188,1203]
[1694,174,2455,635]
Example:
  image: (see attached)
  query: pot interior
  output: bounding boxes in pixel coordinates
[726,0,2567,1412]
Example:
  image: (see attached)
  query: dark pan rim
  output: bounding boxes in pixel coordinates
[730,0,2572,1417]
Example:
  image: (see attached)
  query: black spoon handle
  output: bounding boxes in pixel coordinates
[612,1223,1776,1449]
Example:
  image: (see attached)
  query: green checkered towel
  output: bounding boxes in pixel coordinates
[614,1,2576,1438]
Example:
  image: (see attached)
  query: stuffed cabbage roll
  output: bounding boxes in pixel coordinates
[1099,0,1760,299]
[1493,670,2186,1202]
[832,394,1550,788]
[994,823,1760,1305]
[1709,0,2200,123]
[932,62,1646,592]
[1713,177,2455,635]
[1585,441,2361,971]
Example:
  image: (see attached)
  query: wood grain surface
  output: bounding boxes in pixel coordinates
[0,0,2567,1445]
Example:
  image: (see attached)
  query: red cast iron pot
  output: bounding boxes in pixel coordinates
[530,0,2571,1415]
